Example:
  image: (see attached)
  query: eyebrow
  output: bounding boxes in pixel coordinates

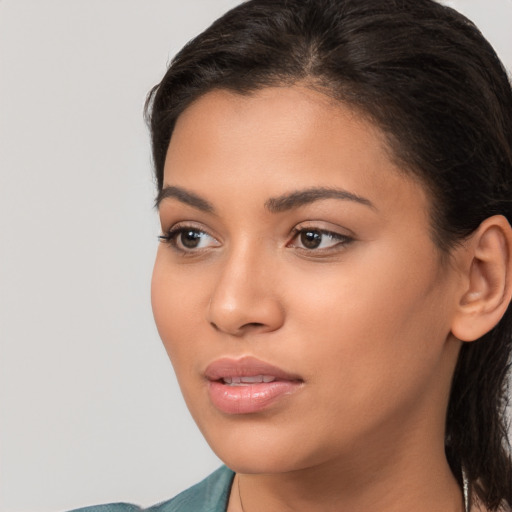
[155,185,214,212]
[155,185,375,213]
[265,187,375,213]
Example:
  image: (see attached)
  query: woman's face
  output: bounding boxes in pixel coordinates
[152,86,463,474]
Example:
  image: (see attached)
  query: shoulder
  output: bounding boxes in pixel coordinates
[69,466,235,512]
[147,466,235,512]
[69,506,142,512]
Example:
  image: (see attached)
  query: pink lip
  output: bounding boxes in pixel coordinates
[205,357,303,415]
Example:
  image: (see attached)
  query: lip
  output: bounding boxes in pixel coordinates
[205,356,304,414]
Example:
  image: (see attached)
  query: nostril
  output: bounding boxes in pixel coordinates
[209,320,266,334]
[244,322,265,329]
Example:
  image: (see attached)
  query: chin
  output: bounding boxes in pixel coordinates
[197,416,325,475]
[215,445,309,475]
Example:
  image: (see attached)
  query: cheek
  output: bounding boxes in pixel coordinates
[151,251,205,366]
[287,243,452,397]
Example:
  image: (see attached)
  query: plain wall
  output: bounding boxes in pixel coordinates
[1,1,511,511]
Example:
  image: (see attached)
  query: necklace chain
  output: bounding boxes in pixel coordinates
[462,467,470,512]
[237,472,470,512]
[237,474,245,512]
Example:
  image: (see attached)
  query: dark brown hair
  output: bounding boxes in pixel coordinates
[145,0,512,508]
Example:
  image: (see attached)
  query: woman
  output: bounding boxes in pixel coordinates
[75,0,512,510]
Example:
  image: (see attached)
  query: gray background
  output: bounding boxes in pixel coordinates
[1,1,511,511]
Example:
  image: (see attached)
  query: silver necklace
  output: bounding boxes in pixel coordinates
[237,472,471,512]
[237,475,245,512]
[462,467,470,512]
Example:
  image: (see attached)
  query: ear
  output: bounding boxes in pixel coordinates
[451,215,512,342]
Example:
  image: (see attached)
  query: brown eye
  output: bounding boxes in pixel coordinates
[159,226,220,252]
[289,228,354,251]
[180,230,203,249]
[300,230,322,249]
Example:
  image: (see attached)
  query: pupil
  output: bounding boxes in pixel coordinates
[181,230,201,248]
[301,230,321,249]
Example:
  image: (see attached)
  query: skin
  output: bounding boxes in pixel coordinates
[151,86,472,512]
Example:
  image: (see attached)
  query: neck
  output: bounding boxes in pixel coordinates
[230,430,465,512]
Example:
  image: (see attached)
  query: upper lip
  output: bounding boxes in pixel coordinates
[204,356,303,382]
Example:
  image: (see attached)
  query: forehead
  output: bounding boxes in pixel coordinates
[168,87,386,176]
[171,86,387,151]
[164,86,430,220]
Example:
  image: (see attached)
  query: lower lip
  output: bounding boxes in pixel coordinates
[208,380,302,414]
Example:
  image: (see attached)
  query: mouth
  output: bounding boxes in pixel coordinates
[221,375,279,385]
[204,357,304,414]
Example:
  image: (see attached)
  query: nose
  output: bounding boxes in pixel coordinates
[207,246,285,337]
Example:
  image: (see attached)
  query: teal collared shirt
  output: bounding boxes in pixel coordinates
[70,466,235,512]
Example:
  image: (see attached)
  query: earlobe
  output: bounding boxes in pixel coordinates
[451,215,512,342]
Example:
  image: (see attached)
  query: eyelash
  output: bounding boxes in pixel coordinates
[158,225,354,254]
[288,227,354,252]
[158,225,219,253]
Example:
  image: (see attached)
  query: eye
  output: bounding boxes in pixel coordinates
[159,226,220,252]
[289,228,353,251]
